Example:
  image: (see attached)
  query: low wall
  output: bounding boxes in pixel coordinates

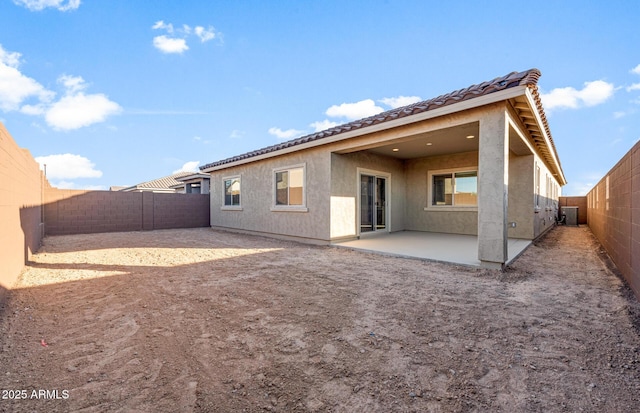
[44,188,210,235]
[559,196,588,224]
[587,141,640,300]
[0,124,45,294]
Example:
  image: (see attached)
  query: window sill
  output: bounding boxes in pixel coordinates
[424,206,478,212]
[270,206,309,213]
[221,206,243,211]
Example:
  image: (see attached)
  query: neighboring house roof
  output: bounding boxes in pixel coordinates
[120,171,193,192]
[201,69,565,184]
[174,173,211,182]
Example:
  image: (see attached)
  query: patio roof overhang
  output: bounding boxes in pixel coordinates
[201,69,566,187]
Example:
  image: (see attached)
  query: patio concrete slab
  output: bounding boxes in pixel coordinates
[333,231,531,267]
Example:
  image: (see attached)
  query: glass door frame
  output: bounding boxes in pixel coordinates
[356,168,391,237]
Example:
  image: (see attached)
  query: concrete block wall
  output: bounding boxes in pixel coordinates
[44,188,210,235]
[559,196,588,225]
[587,140,639,300]
[153,192,210,230]
[0,124,45,294]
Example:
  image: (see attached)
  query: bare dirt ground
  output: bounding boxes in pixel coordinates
[1,226,639,412]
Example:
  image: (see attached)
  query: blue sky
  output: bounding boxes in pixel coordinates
[0,0,638,195]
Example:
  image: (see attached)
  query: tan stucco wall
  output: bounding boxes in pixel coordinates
[404,151,479,235]
[532,156,561,238]
[508,153,535,239]
[209,147,332,243]
[330,152,405,239]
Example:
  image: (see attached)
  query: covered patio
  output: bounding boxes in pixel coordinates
[333,231,531,267]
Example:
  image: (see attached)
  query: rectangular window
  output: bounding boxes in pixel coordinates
[431,170,477,207]
[223,176,241,207]
[273,165,307,211]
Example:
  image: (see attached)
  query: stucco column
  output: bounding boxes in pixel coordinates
[478,107,509,269]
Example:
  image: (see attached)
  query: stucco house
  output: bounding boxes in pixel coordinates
[200,69,566,269]
[170,173,211,194]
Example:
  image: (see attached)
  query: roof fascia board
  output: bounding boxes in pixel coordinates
[505,106,538,155]
[202,86,529,172]
[524,88,567,185]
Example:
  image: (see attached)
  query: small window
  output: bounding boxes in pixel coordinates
[272,165,307,212]
[275,167,304,206]
[223,176,241,207]
[431,170,477,207]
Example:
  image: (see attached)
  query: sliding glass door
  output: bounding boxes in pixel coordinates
[360,174,387,233]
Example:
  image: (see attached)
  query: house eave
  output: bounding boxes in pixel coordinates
[201,86,530,172]
[523,88,567,186]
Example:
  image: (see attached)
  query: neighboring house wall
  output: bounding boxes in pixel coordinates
[0,124,44,294]
[209,147,332,243]
[45,188,210,235]
[586,140,640,299]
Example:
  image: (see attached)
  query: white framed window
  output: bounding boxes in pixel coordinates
[222,175,242,210]
[426,167,478,209]
[271,164,308,212]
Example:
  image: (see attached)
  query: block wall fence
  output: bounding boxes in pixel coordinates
[44,189,210,235]
[0,124,44,299]
[1,124,209,303]
[586,140,640,300]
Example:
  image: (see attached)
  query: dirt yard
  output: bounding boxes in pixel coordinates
[1,226,639,412]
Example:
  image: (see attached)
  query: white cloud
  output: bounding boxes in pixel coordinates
[195,26,217,42]
[229,130,244,139]
[44,75,121,130]
[35,154,102,180]
[152,20,174,33]
[268,127,305,140]
[326,99,384,120]
[379,95,422,109]
[153,35,189,54]
[627,83,640,92]
[59,74,86,94]
[631,64,640,75]
[613,111,627,119]
[13,0,80,11]
[173,161,200,174]
[152,20,219,54]
[310,119,339,132]
[52,181,105,190]
[0,46,21,67]
[0,45,120,130]
[46,93,121,130]
[540,80,615,111]
[0,45,54,111]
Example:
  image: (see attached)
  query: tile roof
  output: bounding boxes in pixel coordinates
[121,171,194,191]
[201,69,550,171]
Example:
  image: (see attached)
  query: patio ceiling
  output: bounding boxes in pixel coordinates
[336,120,533,160]
[363,122,479,159]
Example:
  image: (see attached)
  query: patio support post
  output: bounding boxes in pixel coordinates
[477,107,509,269]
